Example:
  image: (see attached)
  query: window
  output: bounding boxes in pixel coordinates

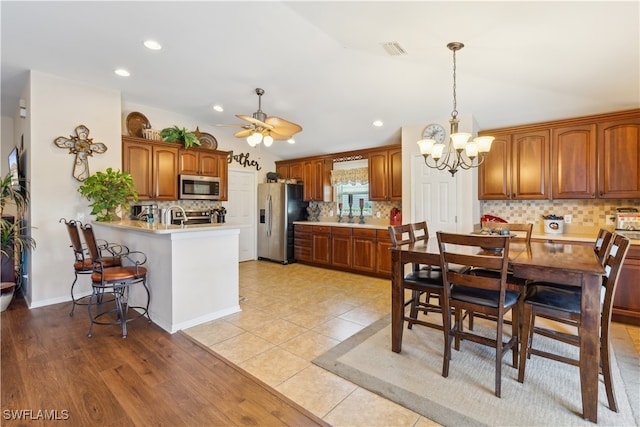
[336,184,372,216]
[331,160,371,216]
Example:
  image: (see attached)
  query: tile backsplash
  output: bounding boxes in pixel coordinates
[481,199,640,228]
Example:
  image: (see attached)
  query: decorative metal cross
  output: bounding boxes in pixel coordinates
[54,125,107,182]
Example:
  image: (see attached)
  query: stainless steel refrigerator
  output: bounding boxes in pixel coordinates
[257,183,308,264]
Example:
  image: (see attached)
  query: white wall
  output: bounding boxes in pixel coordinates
[29,71,122,307]
[400,114,480,232]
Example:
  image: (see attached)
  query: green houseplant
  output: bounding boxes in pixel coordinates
[1,172,36,309]
[160,126,200,149]
[78,168,139,222]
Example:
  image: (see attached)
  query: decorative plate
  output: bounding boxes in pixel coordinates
[126,112,150,138]
[198,132,218,150]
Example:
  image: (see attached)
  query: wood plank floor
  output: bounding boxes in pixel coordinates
[1,294,329,426]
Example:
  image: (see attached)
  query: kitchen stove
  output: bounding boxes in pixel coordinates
[172,209,212,225]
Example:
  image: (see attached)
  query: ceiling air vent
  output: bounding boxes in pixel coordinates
[381,42,407,56]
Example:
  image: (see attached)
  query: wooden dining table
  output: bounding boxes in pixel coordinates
[390,238,605,423]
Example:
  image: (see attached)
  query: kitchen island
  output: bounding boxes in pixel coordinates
[93,220,240,333]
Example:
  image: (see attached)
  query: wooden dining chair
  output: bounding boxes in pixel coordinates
[437,231,520,398]
[517,233,630,412]
[388,224,445,331]
[594,228,614,264]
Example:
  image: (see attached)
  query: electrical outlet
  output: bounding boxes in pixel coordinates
[606,215,615,226]
[564,214,572,224]
[376,211,381,218]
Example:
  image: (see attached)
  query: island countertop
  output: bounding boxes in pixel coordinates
[96,219,244,234]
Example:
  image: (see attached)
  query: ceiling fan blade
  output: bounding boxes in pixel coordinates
[234,129,255,138]
[265,116,303,135]
[236,114,274,130]
[216,123,251,128]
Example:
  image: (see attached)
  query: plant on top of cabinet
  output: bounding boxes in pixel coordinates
[78,168,139,221]
[160,126,201,149]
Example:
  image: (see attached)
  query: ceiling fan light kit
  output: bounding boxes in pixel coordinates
[417,42,494,176]
[223,88,302,148]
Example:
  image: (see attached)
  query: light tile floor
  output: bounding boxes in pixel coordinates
[185,260,640,427]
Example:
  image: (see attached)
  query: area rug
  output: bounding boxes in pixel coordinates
[313,315,639,426]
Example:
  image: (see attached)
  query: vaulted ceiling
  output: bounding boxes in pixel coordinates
[2,1,638,159]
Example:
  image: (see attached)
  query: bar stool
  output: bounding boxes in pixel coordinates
[81,223,150,338]
[60,218,123,316]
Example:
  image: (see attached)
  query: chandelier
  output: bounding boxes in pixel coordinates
[417,42,494,176]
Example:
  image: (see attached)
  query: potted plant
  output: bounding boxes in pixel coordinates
[160,126,200,149]
[0,173,36,310]
[78,168,139,221]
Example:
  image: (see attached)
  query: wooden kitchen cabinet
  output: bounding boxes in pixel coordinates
[351,228,377,273]
[179,149,219,176]
[294,224,312,262]
[303,158,325,202]
[311,226,331,265]
[480,109,640,200]
[613,244,640,325]
[551,124,597,199]
[376,229,393,275]
[331,227,352,269]
[597,116,640,199]
[122,137,179,201]
[275,160,304,180]
[479,129,549,200]
[369,146,402,201]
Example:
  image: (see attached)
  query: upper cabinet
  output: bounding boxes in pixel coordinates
[123,136,229,201]
[552,124,597,199]
[479,109,640,200]
[122,136,179,201]
[597,116,640,198]
[478,131,549,200]
[276,157,330,202]
[368,145,402,201]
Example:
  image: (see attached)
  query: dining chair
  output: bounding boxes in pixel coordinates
[437,231,520,398]
[517,233,630,412]
[81,223,150,338]
[60,218,124,316]
[594,228,614,264]
[388,224,445,331]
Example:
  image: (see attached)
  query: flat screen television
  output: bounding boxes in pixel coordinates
[7,146,20,190]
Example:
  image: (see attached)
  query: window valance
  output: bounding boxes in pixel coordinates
[331,167,369,185]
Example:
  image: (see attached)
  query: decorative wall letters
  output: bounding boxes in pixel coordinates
[227,151,261,170]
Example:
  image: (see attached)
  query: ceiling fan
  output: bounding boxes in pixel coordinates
[220,88,302,147]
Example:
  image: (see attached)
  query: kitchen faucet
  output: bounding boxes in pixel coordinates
[164,205,187,226]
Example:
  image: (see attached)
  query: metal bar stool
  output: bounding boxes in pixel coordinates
[81,223,150,338]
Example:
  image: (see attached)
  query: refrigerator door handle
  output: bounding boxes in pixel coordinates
[267,194,272,237]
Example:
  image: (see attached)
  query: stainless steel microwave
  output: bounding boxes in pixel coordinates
[179,174,221,200]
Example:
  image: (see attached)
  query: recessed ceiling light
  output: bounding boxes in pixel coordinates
[213,105,224,112]
[373,120,383,127]
[144,40,162,50]
[114,68,130,77]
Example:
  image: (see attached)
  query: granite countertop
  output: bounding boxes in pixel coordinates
[93,219,242,234]
[293,221,389,230]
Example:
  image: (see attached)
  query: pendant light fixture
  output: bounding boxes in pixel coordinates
[417,42,494,176]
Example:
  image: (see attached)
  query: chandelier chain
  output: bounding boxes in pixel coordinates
[451,49,458,120]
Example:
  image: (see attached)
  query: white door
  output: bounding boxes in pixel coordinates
[224,169,256,261]
[412,155,459,235]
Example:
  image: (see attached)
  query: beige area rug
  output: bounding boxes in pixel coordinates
[313,315,639,426]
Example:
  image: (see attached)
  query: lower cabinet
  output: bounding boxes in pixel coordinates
[294,224,390,278]
[613,244,640,325]
[352,229,377,273]
[294,224,312,262]
[312,226,331,265]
